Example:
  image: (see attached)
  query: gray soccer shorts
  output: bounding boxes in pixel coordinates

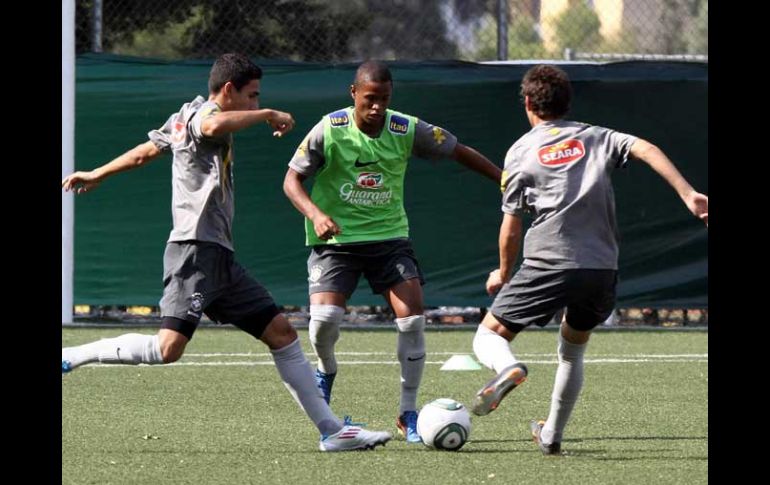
[160,242,278,336]
[306,239,425,297]
[489,264,617,333]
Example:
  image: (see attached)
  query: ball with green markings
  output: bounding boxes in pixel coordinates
[416,398,471,450]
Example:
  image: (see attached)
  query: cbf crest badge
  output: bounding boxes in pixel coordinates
[309,265,324,284]
[190,292,204,313]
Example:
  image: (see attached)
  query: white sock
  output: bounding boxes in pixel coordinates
[396,315,426,414]
[271,338,343,437]
[541,334,587,445]
[473,325,518,373]
[308,305,344,375]
[62,333,163,369]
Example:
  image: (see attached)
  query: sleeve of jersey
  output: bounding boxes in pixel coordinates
[147,112,176,152]
[189,104,228,145]
[501,145,529,216]
[411,119,458,160]
[606,129,638,169]
[288,121,325,176]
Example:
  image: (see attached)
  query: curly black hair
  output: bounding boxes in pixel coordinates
[520,65,572,119]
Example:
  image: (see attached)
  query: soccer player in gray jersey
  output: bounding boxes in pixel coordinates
[469,65,708,455]
[61,53,392,452]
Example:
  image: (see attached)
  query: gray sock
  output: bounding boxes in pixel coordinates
[308,304,344,375]
[396,316,426,414]
[271,338,343,436]
[62,333,163,369]
[541,334,586,444]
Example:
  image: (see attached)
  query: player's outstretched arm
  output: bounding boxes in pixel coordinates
[630,138,708,227]
[61,141,162,194]
[201,109,295,138]
[451,143,502,183]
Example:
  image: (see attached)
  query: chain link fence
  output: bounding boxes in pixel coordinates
[75,0,707,62]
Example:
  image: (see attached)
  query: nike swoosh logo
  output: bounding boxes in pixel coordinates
[354,159,379,167]
[407,354,426,362]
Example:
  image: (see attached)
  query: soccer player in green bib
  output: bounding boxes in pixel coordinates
[283,61,501,443]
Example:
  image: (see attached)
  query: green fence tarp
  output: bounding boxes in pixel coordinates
[71,55,707,308]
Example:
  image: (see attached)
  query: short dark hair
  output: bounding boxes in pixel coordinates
[354,60,392,86]
[520,64,572,119]
[208,53,262,94]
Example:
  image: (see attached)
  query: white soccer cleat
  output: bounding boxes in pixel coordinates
[319,424,392,452]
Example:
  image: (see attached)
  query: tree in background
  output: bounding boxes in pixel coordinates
[467,12,547,61]
[685,0,707,54]
[551,2,601,55]
[77,0,371,61]
[343,0,459,60]
[75,0,458,61]
[75,0,704,61]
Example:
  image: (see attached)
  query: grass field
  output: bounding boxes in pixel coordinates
[62,327,707,484]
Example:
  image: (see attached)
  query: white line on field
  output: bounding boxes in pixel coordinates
[183,352,707,358]
[81,357,707,369]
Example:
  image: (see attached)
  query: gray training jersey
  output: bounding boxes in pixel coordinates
[502,120,637,270]
[148,96,236,251]
[288,117,458,176]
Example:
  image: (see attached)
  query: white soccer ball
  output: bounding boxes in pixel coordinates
[416,398,471,450]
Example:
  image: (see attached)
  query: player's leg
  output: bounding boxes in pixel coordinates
[383,278,425,443]
[306,246,359,404]
[369,240,426,443]
[472,312,520,373]
[536,269,616,455]
[224,259,390,451]
[62,242,205,373]
[470,312,528,416]
[532,322,590,455]
[471,265,569,416]
[231,297,391,451]
[61,331,167,373]
[308,292,346,404]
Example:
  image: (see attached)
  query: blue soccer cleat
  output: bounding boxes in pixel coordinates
[315,369,336,404]
[62,360,73,374]
[396,410,421,443]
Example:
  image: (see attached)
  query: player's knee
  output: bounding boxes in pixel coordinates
[396,314,425,333]
[309,305,344,342]
[160,338,187,363]
[310,304,345,324]
[262,314,299,349]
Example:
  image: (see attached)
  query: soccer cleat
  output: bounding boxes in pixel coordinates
[529,419,562,456]
[319,424,392,452]
[343,415,366,427]
[471,362,528,416]
[396,410,421,443]
[62,360,73,374]
[315,369,336,404]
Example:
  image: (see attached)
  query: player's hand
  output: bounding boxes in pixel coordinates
[685,191,708,227]
[62,171,101,194]
[486,269,504,296]
[312,213,341,241]
[267,110,295,138]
